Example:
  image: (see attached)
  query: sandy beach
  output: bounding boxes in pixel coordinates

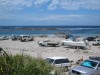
[0,36,100,62]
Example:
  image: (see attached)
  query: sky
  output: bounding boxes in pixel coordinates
[0,0,100,26]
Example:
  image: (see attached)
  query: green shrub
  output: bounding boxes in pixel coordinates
[0,54,53,75]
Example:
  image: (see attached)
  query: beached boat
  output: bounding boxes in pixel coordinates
[61,37,89,49]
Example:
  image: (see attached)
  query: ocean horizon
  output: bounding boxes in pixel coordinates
[0,25,100,37]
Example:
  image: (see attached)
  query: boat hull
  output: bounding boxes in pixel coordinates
[61,40,86,48]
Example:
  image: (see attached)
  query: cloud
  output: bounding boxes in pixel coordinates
[0,0,49,11]
[20,14,98,22]
[37,14,82,21]
[0,0,100,12]
[82,0,100,10]
[29,14,100,25]
[1,14,100,25]
[20,14,79,21]
[1,12,99,22]
[48,0,100,10]
[33,0,50,7]
[0,0,33,11]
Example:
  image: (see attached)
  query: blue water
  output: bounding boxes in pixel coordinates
[0,26,100,37]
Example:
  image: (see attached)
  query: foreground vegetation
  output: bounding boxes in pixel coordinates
[0,53,53,75]
[0,48,68,75]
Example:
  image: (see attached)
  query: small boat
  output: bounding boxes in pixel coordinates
[61,37,89,49]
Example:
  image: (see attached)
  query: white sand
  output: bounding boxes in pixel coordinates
[0,37,100,62]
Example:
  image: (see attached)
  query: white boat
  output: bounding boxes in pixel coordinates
[61,38,89,48]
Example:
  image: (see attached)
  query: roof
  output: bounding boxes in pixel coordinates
[47,57,68,60]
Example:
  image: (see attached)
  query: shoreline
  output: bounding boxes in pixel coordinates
[1,33,100,38]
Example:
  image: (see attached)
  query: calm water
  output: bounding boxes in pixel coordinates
[0,26,100,37]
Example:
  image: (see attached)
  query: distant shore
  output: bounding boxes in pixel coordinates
[0,27,59,31]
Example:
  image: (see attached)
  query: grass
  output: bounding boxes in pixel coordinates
[0,47,67,75]
[0,54,53,75]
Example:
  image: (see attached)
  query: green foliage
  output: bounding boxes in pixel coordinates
[0,54,53,75]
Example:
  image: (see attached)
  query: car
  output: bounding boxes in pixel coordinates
[3,36,9,40]
[38,40,49,46]
[11,35,20,40]
[45,57,71,68]
[86,37,96,41]
[38,40,60,47]
[0,36,9,40]
[92,39,100,46]
[19,35,34,42]
[69,56,100,75]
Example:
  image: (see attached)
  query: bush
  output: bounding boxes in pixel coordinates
[0,54,53,75]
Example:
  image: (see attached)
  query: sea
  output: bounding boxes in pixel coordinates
[0,26,100,37]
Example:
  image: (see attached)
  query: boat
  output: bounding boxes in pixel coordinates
[61,37,89,49]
